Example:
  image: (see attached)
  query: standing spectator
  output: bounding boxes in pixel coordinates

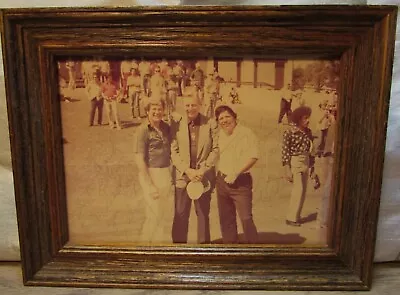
[81,60,97,87]
[228,87,241,104]
[326,91,338,120]
[86,74,104,127]
[170,95,218,244]
[322,92,338,157]
[204,73,219,118]
[134,97,173,243]
[173,60,185,96]
[190,62,205,103]
[160,59,171,79]
[150,65,166,100]
[139,59,151,97]
[120,60,134,101]
[278,84,293,124]
[99,60,110,83]
[282,106,316,226]
[165,69,179,119]
[126,68,143,120]
[291,89,305,110]
[316,103,335,157]
[214,105,259,244]
[65,60,76,91]
[101,75,122,130]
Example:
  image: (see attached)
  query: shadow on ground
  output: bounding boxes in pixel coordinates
[121,120,142,129]
[211,232,306,245]
[300,212,318,224]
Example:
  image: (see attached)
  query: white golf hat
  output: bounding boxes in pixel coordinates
[186,179,211,200]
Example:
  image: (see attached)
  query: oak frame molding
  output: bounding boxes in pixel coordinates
[1,5,397,290]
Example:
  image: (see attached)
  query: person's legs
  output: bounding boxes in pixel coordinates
[278,99,286,123]
[286,156,309,223]
[129,93,136,118]
[89,99,96,126]
[216,175,239,243]
[138,172,161,243]
[111,100,121,129]
[194,193,211,244]
[145,168,173,243]
[134,91,142,117]
[231,175,258,243]
[97,99,104,125]
[105,100,113,128]
[318,129,328,153]
[172,187,192,243]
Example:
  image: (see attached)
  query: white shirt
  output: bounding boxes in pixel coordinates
[86,81,102,100]
[120,60,133,74]
[217,124,259,175]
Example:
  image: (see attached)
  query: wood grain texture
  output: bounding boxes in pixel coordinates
[0,5,397,290]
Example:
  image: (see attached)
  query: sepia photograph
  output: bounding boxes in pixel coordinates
[58,57,339,246]
[3,5,396,290]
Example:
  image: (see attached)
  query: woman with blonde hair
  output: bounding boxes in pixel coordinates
[134,97,172,243]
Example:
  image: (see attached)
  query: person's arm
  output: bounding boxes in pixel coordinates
[198,118,219,176]
[225,158,258,184]
[307,128,316,174]
[170,119,191,178]
[86,84,94,100]
[282,130,293,182]
[133,127,159,199]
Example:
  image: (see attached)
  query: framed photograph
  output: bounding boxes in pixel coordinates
[1,5,397,290]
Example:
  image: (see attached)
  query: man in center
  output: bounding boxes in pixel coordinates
[170,95,219,244]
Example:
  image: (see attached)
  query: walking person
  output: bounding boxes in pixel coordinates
[173,60,185,96]
[126,68,143,120]
[190,62,205,103]
[204,73,219,119]
[316,103,335,156]
[165,69,179,119]
[101,75,122,130]
[170,95,219,244]
[134,97,173,243]
[282,106,317,226]
[214,105,259,244]
[278,84,293,124]
[65,60,76,91]
[150,65,166,100]
[86,73,104,127]
[120,59,134,101]
[139,59,152,97]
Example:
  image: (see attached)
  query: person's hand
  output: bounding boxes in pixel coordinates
[185,168,198,181]
[225,173,238,184]
[149,185,160,200]
[192,167,206,182]
[285,166,293,183]
[310,167,315,178]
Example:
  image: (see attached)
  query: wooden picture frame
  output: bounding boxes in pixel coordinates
[0,5,397,290]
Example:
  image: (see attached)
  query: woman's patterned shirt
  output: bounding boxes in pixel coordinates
[282,124,315,167]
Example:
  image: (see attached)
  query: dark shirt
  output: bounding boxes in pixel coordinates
[282,124,314,167]
[188,115,201,169]
[134,120,171,168]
